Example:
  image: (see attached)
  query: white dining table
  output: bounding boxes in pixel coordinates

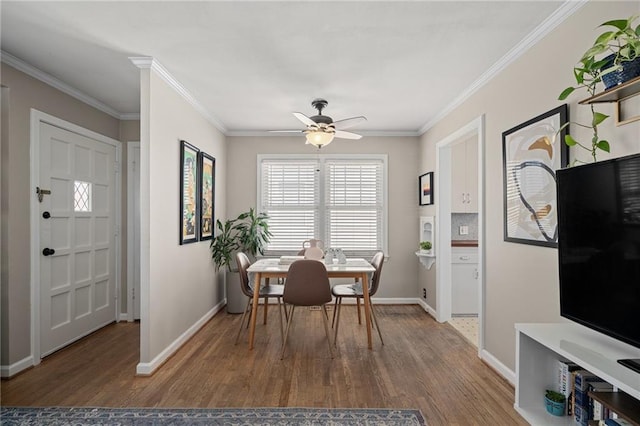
[246,258,376,350]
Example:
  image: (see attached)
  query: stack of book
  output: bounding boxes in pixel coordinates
[556,361,633,425]
[278,256,304,265]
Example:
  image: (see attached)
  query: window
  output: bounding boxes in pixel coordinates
[259,155,387,257]
[74,180,92,212]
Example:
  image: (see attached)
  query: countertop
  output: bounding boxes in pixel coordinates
[451,240,478,247]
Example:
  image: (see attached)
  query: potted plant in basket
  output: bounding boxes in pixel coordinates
[558,15,640,163]
[544,389,566,416]
[210,208,272,313]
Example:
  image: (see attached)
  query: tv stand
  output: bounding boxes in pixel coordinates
[515,323,640,425]
[619,359,640,375]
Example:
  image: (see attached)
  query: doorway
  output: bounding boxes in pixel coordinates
[127,142,141,321]
[30,110,121,362]
[435,115,485,354]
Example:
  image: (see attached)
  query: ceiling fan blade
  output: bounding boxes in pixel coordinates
[334,130,362,140]
[332,116,367,130]
[268,130,304,133]
[293,112,317,127]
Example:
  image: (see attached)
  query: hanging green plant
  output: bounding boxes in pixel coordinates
[558,15,640,163]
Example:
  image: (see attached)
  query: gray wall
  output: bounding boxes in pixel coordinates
[0,63,123,367]
[227,136,420,299]
[139,66,226,367]
[419,1,640,372]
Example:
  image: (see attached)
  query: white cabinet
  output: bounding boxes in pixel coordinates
[451,247,478,315]
[515,323,640,425]
[451,138,478,213]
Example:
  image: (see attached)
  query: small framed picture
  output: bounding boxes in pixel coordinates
[419,172,434,206]
[180,140,199,245]
[198,152,215,241]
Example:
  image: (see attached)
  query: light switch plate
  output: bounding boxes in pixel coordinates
[459,225,469,235]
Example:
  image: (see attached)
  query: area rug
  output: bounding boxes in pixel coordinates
[0,407,426,425]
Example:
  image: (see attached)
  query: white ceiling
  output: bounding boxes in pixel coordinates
[1,1,572,135]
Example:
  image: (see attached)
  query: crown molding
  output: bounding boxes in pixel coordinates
[129,56,227,134]
[119,113,141,121]
[0,50,131,120]
[226,130,420,138]
[418,0,588,135]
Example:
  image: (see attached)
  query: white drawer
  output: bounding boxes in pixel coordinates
[451,247,478,264]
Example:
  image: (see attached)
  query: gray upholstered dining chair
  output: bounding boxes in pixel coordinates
[331,251,385,346]
[235,252,285,344]
[281,259,334,359]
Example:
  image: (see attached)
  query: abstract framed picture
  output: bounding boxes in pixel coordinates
[419,172,434,206]
[180,140,199,245]
[502,104,568,248]
[198,152,215,241]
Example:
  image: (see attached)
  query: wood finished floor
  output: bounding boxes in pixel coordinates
[0,305,526,425]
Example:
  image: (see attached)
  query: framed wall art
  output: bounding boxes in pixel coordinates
[502,104,568,248]
[419,172,434,206]
[180,140,199,245]
[198,152,215,241]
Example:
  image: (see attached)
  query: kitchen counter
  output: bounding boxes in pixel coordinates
[451,240,478,247]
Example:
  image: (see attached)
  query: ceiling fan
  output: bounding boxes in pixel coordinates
[271,98,367,148]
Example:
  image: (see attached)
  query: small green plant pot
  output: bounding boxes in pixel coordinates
[544,396,565,416]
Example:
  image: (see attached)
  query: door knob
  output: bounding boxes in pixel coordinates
[42,248,55,256]
[42,211,51,219]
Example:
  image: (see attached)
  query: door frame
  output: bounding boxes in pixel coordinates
[435,114,485,355]
[126,141,140,322]
[29,109,122,364]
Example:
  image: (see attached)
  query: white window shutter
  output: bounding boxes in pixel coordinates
[260,159,319,254]
[259,155,386,257]
[325,159,384,257]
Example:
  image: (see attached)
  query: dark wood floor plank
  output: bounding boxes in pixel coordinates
[1,305,526,425]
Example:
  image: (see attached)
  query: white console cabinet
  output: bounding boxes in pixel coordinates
[515,323,640,425]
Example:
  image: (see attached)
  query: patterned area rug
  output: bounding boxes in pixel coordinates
[0,407,427,425]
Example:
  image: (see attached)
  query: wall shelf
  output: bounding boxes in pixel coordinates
[415,252,435,269]
[579,75,640,104]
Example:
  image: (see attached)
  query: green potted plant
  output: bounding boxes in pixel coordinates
[419,241,432,255]
[544,389,566,416]
[210,208,272,313]
[209,218,240,273]
[234,208,272,261]
[558,15,640,163]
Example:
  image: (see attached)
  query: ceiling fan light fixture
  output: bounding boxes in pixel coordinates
[305,130,334,148]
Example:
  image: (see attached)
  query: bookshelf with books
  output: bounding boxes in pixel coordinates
[515,323,640,425]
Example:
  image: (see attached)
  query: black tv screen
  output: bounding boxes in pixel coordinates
[557,153,640,354]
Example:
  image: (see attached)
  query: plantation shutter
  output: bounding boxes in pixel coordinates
[259,155,387,257]
[260,159,319,254]
[325,159,384,257]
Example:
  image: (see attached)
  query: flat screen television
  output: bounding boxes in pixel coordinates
[556,152,640,374]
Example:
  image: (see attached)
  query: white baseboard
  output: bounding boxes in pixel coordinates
[135,300,226,376]
[335,297,418,305]
[0,355,34,378]
[416,298,437,319]
[480,348,516,386]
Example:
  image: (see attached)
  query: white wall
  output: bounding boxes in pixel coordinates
[419,1,640,372]
[138,66,226,370]
[227,135,420,299]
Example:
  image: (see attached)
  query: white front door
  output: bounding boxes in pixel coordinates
[39,122,117,357]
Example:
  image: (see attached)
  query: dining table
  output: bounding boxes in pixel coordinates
[246,257,376,350]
